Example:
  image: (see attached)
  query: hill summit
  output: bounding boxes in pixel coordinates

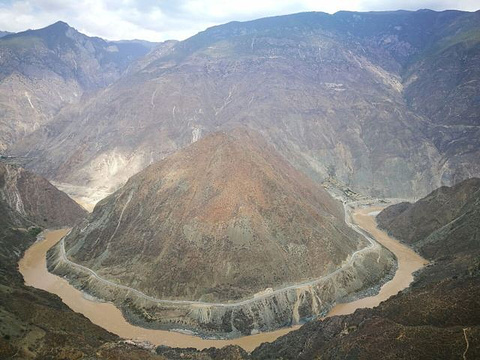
[61,129,367,302]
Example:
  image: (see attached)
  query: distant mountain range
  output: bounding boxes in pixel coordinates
[6,10,480,200]
[0,10,479,358]
[0,21,157,151]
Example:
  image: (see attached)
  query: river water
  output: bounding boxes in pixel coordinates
[327,206,428,316]
[18,206,427,352]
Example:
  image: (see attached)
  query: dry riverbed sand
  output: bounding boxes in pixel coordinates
[19,205,428,352]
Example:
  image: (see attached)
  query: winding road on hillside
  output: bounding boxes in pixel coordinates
[19,203,428,351]
[56,201,378,307]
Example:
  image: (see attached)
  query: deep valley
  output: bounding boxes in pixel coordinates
[0,6,479,360]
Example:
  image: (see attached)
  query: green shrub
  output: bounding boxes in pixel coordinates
[28,227,43,237]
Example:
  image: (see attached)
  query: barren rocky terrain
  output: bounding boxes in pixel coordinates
[1,8,479,359]
[0,21,155,151]
[8,10,480,200]
[47,129,394,336]
[0,162,87,227]
[2,169,479,358]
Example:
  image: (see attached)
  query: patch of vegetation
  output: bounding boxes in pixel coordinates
[27,227,43,237]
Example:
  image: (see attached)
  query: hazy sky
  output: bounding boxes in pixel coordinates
[0,0,478,41]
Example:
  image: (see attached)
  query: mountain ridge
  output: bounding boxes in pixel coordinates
[11,9,480,200]
[377,177,480,259]
[0,20,156,151]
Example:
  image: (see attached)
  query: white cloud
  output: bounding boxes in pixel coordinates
[0,0,478,42]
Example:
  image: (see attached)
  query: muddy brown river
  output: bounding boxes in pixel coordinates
[18,205,427,352]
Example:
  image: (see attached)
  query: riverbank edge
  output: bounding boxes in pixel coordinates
[45,205,397,339]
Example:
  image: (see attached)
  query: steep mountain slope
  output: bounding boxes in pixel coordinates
[58,129,366,300]
[0,163,110,358]
[248,180,480,359]
[0,162,87,227]
[377,177,480,259]
[0,163,196,359]
[48,129,394,335]
[0,21,155,151]
[402,12,480,185]
[403,13,480,127]
[12,10,480,200]
[0,212,117,359]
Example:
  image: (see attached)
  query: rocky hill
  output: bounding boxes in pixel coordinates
[60,129,366,300]
[377,177,480,259]
[0,21,155,151]
[0,162,87,227]
[11,10,480,200]
[48,129,394,336]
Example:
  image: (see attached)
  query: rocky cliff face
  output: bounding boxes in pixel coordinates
[0,21,155,151]
[11,10,480,199]
[48,129,394,336]
[0,162,87,227]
